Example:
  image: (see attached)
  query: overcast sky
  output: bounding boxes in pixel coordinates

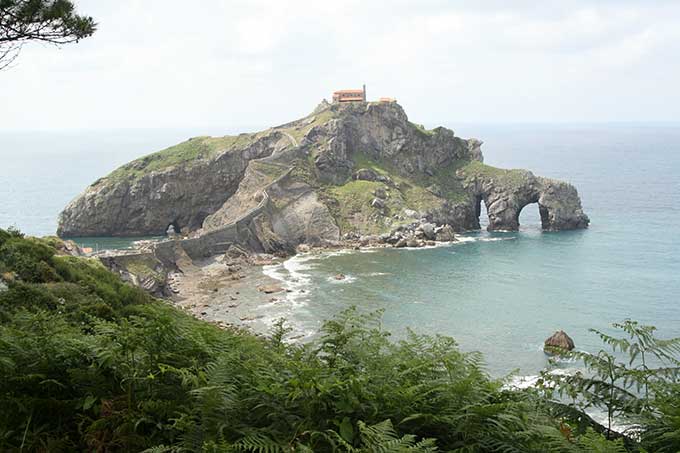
[2,0,679,131]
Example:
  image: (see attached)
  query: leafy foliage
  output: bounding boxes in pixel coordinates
[539,320,680,450]
[0,0,96,69]
[0,228,673,451]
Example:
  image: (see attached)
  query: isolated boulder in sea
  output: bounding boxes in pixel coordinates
[544,330,575,354]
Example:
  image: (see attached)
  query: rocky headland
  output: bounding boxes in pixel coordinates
[58,100,589,297]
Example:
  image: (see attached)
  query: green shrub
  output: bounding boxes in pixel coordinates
[0,228,667,451]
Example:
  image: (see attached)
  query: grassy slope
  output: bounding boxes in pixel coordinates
[457,159,531,191]
[318,155,539,235]
[325,152,440,234]
[278,108,335,143]
[0,228,646,452]
[98,108,334,185]
[103,133,260,182]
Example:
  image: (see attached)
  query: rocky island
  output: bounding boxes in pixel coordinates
[57,100,588,298]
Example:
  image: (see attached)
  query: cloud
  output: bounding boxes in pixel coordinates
[1,0,679,130]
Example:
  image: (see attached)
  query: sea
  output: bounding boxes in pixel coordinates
[1,123,679,381]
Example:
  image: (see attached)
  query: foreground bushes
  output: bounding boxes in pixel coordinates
[0,228,678,452]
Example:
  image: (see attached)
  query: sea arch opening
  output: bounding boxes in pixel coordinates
[517,199,550,231]
[166,220,181,236]
[474,195,490,230]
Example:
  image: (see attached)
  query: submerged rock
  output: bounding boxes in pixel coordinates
[544,330,575,354]
[257,284,285,294]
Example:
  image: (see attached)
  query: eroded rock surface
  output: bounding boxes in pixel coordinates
[462,167,589,231]
[58,133,291,236]
[59,100,589,263]
[544,330,576,354]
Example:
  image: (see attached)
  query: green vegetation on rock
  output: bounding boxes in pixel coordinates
[459,160,530,190]
[326,180,390,234]
[119,254,164,282]
[319,151,463,234]
[250,160,290,180]
[0,228,677,451]
[409,121,436,137]
[106,134,256,181]
[278,108,335,143]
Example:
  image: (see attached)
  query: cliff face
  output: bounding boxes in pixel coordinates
[58,101,588,256]
[57,132,292,236]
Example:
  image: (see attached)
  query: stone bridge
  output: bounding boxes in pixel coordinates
[466,171,589,231]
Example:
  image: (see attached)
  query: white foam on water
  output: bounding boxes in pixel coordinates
[402,244,439,250]
[315,249,354,259]
[505,367,636,434]
[478,236,516,242]
[505,367,581,391]
[257,254,319,333]
[446,235,518,249]
[364,272,391,277]
[588,411,639,436]
[454,235,478,243]
[507,374,540,390]
[261,262,286,282]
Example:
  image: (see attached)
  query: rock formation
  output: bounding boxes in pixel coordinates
[544,330,575,354]
[58,100,589,264]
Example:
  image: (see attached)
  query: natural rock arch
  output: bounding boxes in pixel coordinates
[166,221,181,236]
[516,199,551,230]
[468,173,589,232]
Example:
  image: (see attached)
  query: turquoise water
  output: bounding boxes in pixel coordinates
[2,124,679,377]
[258,124,680,376]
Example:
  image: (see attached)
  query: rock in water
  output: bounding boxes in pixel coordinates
[435,224,456,242]
[544,330,575,354]
[394,238,408,248]
[257,284,285,294]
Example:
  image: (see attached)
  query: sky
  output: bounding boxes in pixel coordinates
[1,0,679,131]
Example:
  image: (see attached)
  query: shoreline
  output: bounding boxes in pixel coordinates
[165,233,505,338]
[167,254,287,335]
